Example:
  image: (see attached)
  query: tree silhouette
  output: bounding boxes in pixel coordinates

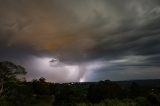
[0,61,26,96]
[39,77,46,83]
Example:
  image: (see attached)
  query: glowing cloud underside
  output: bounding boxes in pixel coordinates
[24,56,107,82]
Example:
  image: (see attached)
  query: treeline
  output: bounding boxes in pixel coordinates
[0,61,160,106]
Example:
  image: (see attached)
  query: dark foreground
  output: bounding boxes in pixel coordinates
[0,60,160,106]
[1,79,160,106]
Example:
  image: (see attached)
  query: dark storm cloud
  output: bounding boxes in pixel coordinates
[0,0,160,82]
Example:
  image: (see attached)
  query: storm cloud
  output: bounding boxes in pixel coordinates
[0,0,160,82]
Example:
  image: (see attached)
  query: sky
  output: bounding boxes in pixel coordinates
[0,0,160,82]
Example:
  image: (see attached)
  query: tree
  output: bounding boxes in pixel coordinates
[88,80,123,103]
[31,78,50,95]
[0,61,26,96]
[39,77,46,83]
[129,82,141,98]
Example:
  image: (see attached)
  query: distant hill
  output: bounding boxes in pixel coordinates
[115,79,160,87]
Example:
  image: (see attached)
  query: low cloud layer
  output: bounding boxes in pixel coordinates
[0,0,160,82]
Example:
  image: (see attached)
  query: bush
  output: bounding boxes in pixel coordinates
[147,92,160,105]
[0,96,11,106]
[135,97,150,106]
[103,99,137,106]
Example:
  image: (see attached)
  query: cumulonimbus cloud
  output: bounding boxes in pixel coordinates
[0,0,160,82]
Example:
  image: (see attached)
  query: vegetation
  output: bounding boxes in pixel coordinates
[0,61,160,106]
